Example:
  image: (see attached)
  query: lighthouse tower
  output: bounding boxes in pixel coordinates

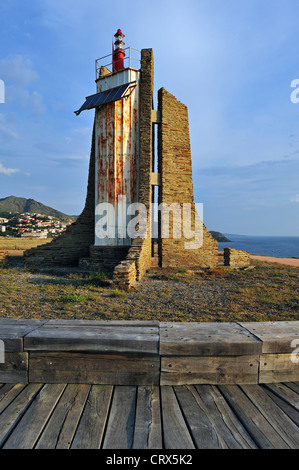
[75,29,140,249]
[24,30,218,289]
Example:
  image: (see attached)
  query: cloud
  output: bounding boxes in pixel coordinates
[0,163,20,176]
[0,55,46,116]
[30,91,46,116]
[195,158,299,208]
[0,113,19,139]
[47,154,90,163]
[0,55,39,87]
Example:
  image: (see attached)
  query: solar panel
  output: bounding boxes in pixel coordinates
[74,82,135,115]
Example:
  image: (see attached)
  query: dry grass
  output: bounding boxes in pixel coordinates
[0,237,50,251]
[0,250,298,322]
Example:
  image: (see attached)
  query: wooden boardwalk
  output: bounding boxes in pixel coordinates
[1,319,299,450]
[0,382,298,449]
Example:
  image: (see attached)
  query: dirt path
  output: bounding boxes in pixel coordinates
[251,255,299,266]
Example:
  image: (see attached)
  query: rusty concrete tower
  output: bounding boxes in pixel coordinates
[24,30,218,289]
[76,52,140,249]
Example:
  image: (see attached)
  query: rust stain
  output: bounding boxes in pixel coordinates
[96,85,139,233]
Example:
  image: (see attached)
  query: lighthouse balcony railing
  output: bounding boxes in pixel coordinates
[95,47,141,80]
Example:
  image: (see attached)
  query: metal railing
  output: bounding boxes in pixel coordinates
[95,47,141,80]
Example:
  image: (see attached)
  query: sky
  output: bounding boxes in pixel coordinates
[0,0,299,236]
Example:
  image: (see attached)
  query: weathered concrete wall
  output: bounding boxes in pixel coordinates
[157,88,218,268]
[24,123,96,267]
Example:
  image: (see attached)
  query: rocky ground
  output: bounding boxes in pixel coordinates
[0,252,298,323]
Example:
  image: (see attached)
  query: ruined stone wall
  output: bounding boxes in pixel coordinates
[24,122,96,267]
[80,246,130,273]
[134,48,154,272]
[157,88,218,269]
[113,258,137,291]
[0,251,8,267]
[112,49,155,287]
[224,248,251,267]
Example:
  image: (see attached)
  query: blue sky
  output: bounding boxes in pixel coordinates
[0,0,298,235]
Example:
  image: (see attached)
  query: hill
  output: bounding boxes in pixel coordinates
[0,196,71,220]
[210,231,231,242]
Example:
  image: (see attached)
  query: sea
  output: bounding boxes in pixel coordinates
[218,234,299,259]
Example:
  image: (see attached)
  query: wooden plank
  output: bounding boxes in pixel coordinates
[0,384,27,414]
[29,352,160,385]
[261,386,299,427]
[161,355,259,385]
[102,386,137,449]
[0,319,47,326]
[160,386,195,449]
[263,383,299,410]
[219,385,292,449]
[0,353,28,384]
[0,320,47,352]
[193,385,257,449]
[160,322,262,356]
[240,384,299,448]
[173,385,221,449]
[240,321,299,353]
[35,384,91,449]
[132,386,162,449]
[259,354,299,383]
[47,319,159,327]
[0,384,43,447]
[286,382,299,394]
[3,384,66,449]
[24,324,159,355]
[71,385,113,449]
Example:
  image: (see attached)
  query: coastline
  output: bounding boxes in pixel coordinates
[249,254,299,267]
[218,235,299,259]
[218,250,299,266]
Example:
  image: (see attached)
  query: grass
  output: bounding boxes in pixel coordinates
[0,237,51,251]
[177,268,188,274]
[0,249,298,322]
[58,292,91,303]
[108,289,127,298]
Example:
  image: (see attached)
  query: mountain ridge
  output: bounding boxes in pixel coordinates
[0,196,73,220]
[210,231,231,242]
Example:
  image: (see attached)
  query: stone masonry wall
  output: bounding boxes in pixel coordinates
[157,88,218,269]
[24,122,96,267]
[112,48,155,288]
[224,248,251,267]
[133,48,154,273]
[0,251,8,267]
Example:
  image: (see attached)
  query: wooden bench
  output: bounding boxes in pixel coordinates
[0,319,298,385]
